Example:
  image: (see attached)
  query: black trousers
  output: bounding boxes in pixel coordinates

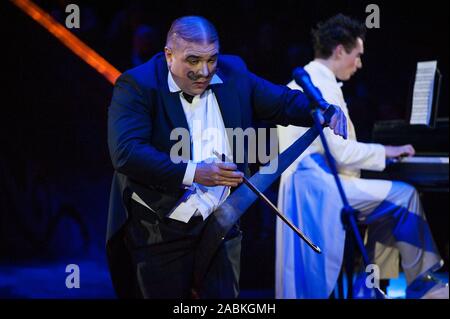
[107,200,242,299]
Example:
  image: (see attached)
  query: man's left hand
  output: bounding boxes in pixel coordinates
[317,105,348,139]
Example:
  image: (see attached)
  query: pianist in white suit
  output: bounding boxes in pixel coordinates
[276,14,448,299]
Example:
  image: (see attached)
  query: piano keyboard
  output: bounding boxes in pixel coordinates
[394,156,449,164]
[363,156,449,192]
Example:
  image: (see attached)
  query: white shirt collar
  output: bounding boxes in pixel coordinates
[309,60,343,88]
[168,71,223,93]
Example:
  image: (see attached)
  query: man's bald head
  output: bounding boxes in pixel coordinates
[166,16,219,50]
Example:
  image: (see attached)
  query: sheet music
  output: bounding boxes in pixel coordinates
[410,61,437,125]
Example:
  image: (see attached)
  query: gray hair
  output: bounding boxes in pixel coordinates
[166,16,219,48]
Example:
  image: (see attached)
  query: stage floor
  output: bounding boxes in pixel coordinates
[0,259,448,299]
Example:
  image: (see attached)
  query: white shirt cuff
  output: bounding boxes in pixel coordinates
[182,161,197,186]
[373,143,387,171]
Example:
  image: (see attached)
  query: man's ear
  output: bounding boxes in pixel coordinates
[334,44,346,59]
[164,46,173,67]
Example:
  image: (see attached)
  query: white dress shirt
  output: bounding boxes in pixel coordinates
[132,71,232,223]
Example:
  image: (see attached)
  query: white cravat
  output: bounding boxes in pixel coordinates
[132,71,232,223]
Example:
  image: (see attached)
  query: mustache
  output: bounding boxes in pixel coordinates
[187,68,218,81]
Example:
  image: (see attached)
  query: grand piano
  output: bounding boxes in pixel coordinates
[357,62,448,284]
[362,61,448,193]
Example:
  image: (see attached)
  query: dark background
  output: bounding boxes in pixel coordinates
[0,0,448,298]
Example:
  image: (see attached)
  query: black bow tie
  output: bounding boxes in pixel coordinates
[182,92,195,103]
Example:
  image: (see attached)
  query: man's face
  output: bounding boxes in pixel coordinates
[165,39,219,96]
[335,37,364,81]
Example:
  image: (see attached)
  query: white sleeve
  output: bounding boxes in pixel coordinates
[182,161,197,186]
[324,128,386,171]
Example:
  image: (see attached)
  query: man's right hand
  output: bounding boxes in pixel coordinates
[194,161,244,187]
[385,144,416,159]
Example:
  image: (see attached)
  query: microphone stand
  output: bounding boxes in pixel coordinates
[309,107,386,299]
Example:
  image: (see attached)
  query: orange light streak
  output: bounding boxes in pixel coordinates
[11,0,121,84]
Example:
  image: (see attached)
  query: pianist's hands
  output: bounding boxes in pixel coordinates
[384,144,416,159]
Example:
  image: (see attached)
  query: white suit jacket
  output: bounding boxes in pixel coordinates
[279,61,386,176]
